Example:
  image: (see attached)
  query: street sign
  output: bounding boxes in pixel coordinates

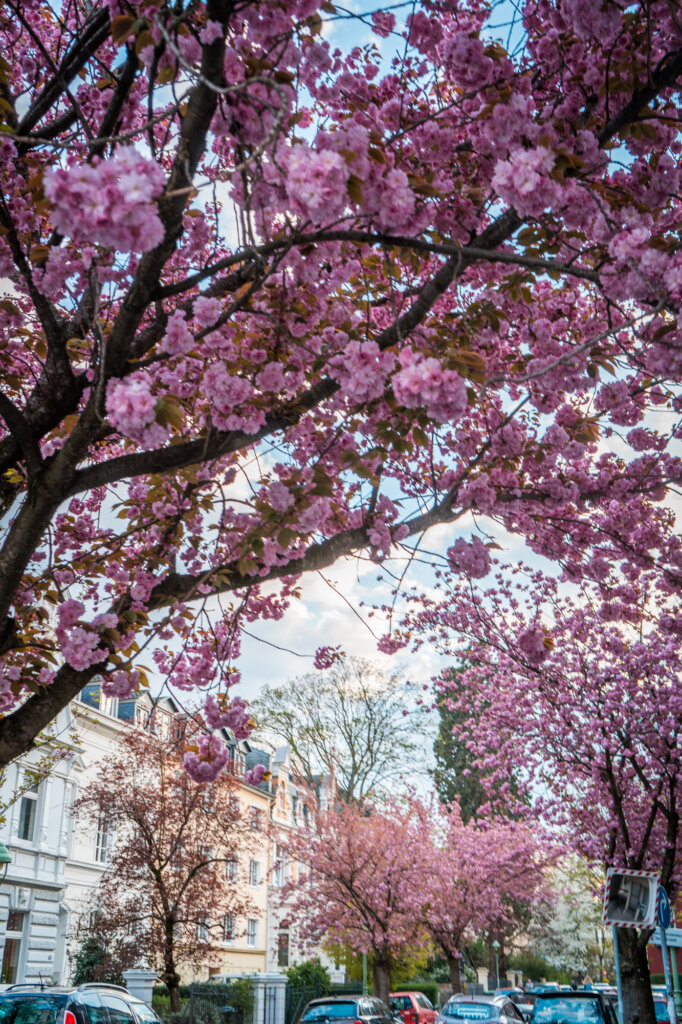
[650,928,682,949]
[603,868,659,929]
[659,888,672,930]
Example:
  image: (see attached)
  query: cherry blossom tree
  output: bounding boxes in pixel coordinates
[283,799,427,1003]
[3,0,682,777]
[413,799,549,992]
[75,723,259,1011]
[403,568,682,1023]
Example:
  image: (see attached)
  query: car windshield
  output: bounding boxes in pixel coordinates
[442,1005,496,1020]
[302,1005,359,1021]
[0,997,68,1024]
[533,999,603,1024]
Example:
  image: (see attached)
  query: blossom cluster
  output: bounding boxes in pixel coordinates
[44,148,166,253]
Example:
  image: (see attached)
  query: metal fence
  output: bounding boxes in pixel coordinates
[181,984,252,1024]
[180,979,368,1024]
[284,985,319,1024]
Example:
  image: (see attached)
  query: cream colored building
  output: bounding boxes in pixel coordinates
[196,754,273,980]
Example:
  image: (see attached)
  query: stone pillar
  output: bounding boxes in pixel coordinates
[123,969,159,1005]
[244,973,288,1024]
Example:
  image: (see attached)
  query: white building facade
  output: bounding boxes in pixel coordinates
[0,688,178,985]
[264,747,344,982]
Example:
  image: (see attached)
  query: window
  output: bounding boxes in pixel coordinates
[277,928,289,968]
[0,996,68,1024]
[223,914,235,944]
[249,859,261,886]
[117,699,136,722]
[246,918,258,947]
[130,1003,160,1024]
[225,857,238,881]
[200,844,213,863]
[80,683,101,709]
[81,993,110,1024]
[100,995,135,1024]
[0,911,25,983]
[95,818,110,863]
[17,782,39,841]
[272,846,284,887]
[250,806,262,831]
[197,913,210,942]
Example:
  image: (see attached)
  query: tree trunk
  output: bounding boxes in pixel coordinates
[449,955,463,994]
[163,922,182,1013]
[168,973,181,1014]
[373,956,391,1005]
[617,929,656,1024]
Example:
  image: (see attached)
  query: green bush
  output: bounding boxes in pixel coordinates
[286,960,332,995]
[391,983,440,1007]
[71,936,125,986]
[506,953,569,985]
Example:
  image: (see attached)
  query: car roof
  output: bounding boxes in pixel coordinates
[449,996,505,1004]
[0,989,74,996]
[533,994,605,1001]
[306,997,363,1004]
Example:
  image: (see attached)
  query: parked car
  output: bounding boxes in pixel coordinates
[528,988,560,996]
[436,994,526,1024]
[390,992,438,1024]
[300,997,398,1024]
[0,984,162,1024]
[529,990,618,1024]
[512,994,537,1021]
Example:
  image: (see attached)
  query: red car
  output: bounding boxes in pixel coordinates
[390,993,439,1024]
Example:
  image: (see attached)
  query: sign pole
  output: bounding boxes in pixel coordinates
[612,925,625,1024]
[661,928,678,1024]
[671,945,682,1017]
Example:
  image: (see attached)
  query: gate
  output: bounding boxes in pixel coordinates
[284,984,320,1024]
[183,984,253,1024]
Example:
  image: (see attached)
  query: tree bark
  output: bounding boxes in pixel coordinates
[163,917,182,1014]
[449,955,463,994]
[617,929,656,1024]
[373,956,391,1005]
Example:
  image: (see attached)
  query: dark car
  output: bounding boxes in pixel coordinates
[299,997,398,1024]
[529,991,618,1024]
[0,984,162,1024]
[436,994,526,1024]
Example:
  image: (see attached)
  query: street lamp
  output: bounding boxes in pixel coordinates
[492,941,501,991]
[0,842,11,883]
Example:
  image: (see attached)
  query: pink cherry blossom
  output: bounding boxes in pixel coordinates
[447,536,491,578]
[44,148,165,252]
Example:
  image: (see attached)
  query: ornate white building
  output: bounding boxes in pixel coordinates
[0,689,192,984]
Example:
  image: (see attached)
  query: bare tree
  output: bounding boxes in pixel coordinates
[251,657,422,804]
